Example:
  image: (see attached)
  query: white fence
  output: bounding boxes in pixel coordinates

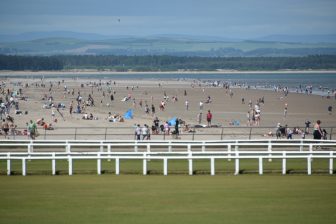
[1,139,336,176]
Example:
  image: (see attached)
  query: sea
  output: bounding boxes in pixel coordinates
[2,72,336,96]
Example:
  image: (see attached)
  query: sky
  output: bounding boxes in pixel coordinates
[0,0,335,38]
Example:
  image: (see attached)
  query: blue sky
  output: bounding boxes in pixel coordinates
[0,0,335,38]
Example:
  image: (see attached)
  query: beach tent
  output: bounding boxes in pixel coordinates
[168,117,177,126]
[124,109,133,119]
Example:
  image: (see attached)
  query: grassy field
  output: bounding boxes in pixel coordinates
[0,175,335,224]
[0,159,336,223]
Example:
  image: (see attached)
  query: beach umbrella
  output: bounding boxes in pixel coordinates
[168,117,177,126]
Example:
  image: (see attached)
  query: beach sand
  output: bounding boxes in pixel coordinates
[1,76,335,140]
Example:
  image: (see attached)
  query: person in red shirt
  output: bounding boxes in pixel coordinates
[207,110,212,127]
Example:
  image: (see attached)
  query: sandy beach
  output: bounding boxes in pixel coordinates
[0,75,335,140]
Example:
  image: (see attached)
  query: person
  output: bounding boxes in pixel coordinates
[313,120,323,140]
[69,102,73,116]
[164,121,170,135]
[2,119,9,139]
[322,129,328,140]
[174,118,179,138]
[328,106,332,115]
[185,100,189,110]
[305,120,311,134]
[286,127,293,139]
[199,101,204,111]
[206,110,212,127]
[135,124,141,141]
[151,104,155,116]
[284,103,288,118]
[153,117,160,134]
[197,112,202,124]
[28,120,37,140]
[142,124,149,140]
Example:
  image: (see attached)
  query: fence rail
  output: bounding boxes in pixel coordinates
[1,139,335,176]
[4,126,336,140]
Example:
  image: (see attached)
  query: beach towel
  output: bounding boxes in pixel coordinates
[124,109,133,119]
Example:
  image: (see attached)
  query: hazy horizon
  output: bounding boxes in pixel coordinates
[1,0,336,39]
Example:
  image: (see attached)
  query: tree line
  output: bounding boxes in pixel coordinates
[0,55,336,71]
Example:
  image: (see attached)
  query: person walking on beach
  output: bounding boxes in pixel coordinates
[328,106,332,115]
[174,118,179,138]
[206,110,212,127]
[313,120,323,140]
[151,104,155,116]
[197,112,202,124]
[199,101,204,111]
[2,119,9,139]
[284,103,288,118]
[69,101,73,117]
[28,120,37,140]
[185,100,189,111]
[135,124,142,141]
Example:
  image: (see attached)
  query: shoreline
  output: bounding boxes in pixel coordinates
[1,69,336,76]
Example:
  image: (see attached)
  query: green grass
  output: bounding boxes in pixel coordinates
[0,175,335,224]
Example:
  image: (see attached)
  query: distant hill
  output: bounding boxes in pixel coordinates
[1,32,336,57]
[253,34,336,43]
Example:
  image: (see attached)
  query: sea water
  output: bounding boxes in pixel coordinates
[2,72,336,96]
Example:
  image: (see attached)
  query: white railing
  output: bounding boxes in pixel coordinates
[1,139,335,176]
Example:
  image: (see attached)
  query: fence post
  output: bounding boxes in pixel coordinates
[210,157,215,176]
[52,153,56,175]
[220,127,224,140]
[163,158,168,176]
[249,127,252,140]
[107,144,111,162]
[104,128,107,140]
[329,151,333,175]
[115,158,120,175]
[307,156,312,175]
[68,157,73,176]
[168,141,172,152]
[282,152,286,175]
[300,139,303,151]
[192,129,195,140]
[97,152,101,175]
[44,129,47,140]
[259,157,263,175]
[143,152,147,175]
[228,144,231,161]
[134,141,138,152]
[100,141,104,152]
[235,140,239,151]
[163,132,165,140]
[188,150,193,176]
[268,141,272,162]
[202,141,205,152]
[22,158,26,176]
[234,151,239,175]
[7,152,11,176]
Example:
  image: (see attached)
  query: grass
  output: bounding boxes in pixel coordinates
[0,159,336,223]
[0,175,335,224]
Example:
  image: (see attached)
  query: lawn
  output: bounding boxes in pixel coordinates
[0,174,335,224]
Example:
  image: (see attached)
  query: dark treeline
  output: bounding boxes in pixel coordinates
[1,55,336,71]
